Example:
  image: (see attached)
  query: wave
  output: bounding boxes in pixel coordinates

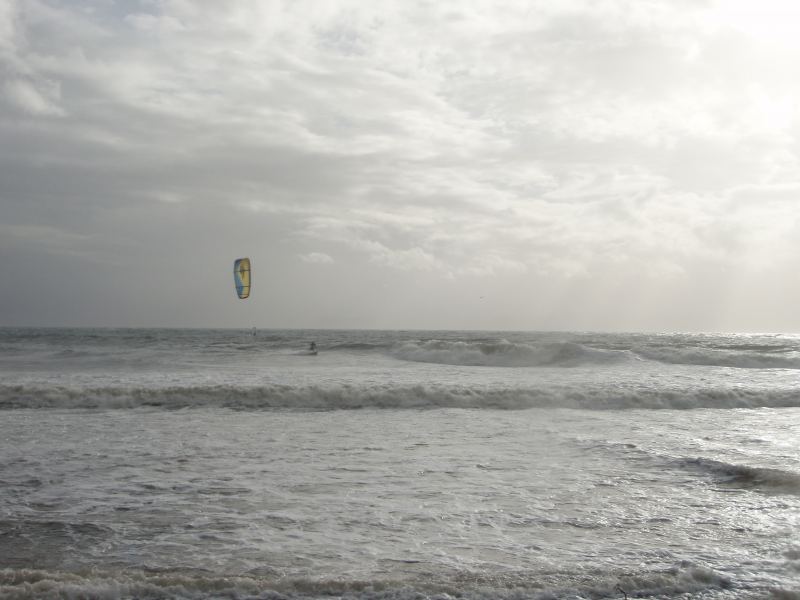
[0,563,760,600]
[390,339,632,368]
[2,383,800,411]
[633,347,800,369]
[6,329,800,371]
[677,458,800,495]
[385,339,800,370]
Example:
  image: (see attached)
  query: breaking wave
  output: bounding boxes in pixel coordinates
[0,563,761,600]
[385,339,800,370]
[390,339,632,367]
[2,383,799,411]
[633,347,800,369]
[678,458,800,495]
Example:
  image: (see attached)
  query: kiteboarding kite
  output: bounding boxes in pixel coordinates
[233,257,251,299]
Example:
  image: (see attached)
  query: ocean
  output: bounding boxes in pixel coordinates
[0,327,798,599]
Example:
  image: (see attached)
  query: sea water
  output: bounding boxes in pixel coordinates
[0,328,798,599]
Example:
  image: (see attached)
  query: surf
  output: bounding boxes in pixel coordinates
[3,382,800,411]
[0,564,747,600]
[677,457,800,495]
[390,339,633,368]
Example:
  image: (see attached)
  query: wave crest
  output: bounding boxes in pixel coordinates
[391,339,631,368]
[634,347,800,369]
[0,564,742,600]
[678,458,800,495]
[3,383,800,411]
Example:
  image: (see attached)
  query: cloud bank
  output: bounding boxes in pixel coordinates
[1,0,799,330]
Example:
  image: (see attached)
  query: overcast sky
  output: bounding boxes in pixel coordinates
[2,0,800,331]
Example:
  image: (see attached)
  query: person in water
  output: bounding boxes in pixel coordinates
[309,341,317,353]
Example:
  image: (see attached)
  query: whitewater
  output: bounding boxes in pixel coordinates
[0,328,799,599]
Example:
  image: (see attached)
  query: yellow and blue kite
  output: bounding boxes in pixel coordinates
[233,258,251,299]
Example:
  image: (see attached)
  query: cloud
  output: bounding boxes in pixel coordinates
[299,252,334,264]
[3,78,65,115]
[1,0,800,329]
[353,240,441,272]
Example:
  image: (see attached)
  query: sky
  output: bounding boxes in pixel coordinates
[2,0,800,331]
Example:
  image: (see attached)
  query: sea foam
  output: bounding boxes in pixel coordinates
[387,338,800,369]
[0,564,753,600]
[2,382,799,411]
[390,339,632,368]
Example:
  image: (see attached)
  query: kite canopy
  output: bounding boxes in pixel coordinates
[233,258,251,299]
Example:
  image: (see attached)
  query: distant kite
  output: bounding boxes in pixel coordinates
[233,258,251,299]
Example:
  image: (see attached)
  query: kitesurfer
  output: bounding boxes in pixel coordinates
[309,341,317,353]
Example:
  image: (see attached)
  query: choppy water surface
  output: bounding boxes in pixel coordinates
[0,328,799,599]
